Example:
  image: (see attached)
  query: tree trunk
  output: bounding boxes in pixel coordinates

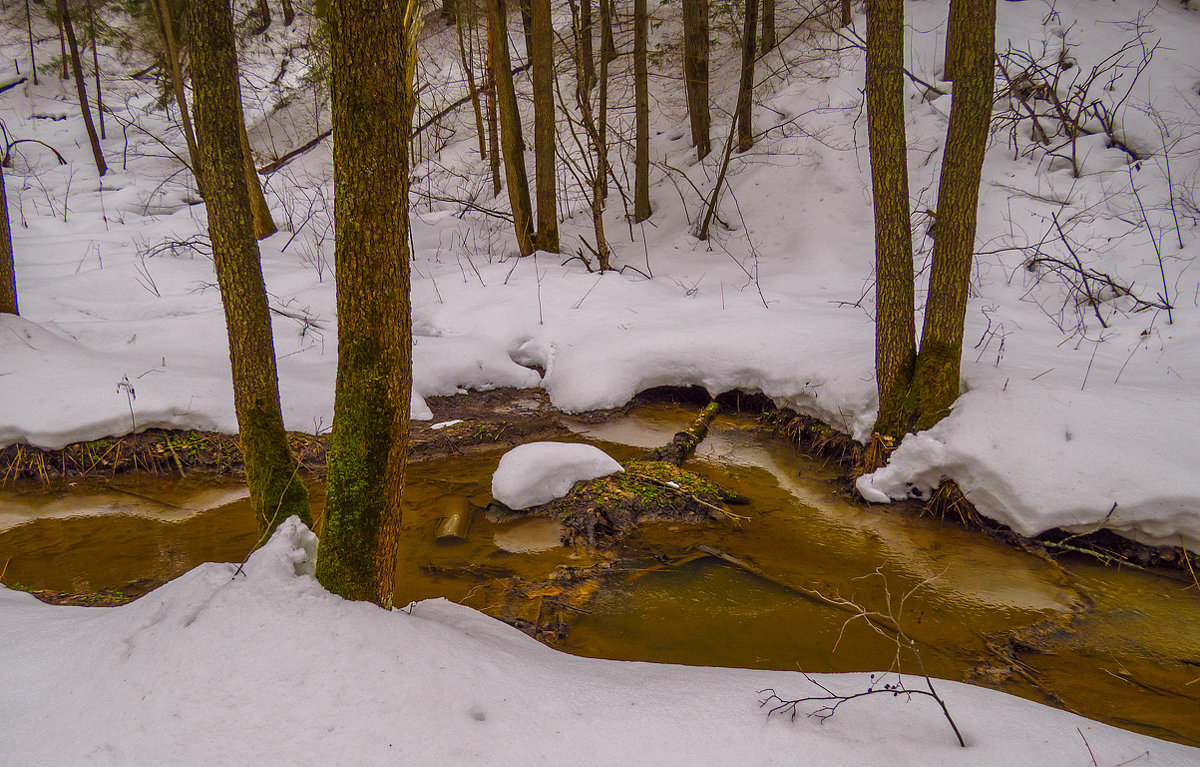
[58,13,68,80]
[517,0,535,55]
[942,0,967,81]
[281,0,295,25]
[530,0,558,251]
[912,0,995,429]
[841,0,852,28]
[484,0,535,255]
[682,0,710,159]
[249,0,271,34]
[761,0,775,53]
[599,0,616,63]
[26,0,38,86]
[155,0,201,181]
[866,0,917,440]
[316,0,417,608]
[0,167,17,316]
[236,87,278,239]
[736,0,758,153]
[57,0,106,177]
[87,0,105,140]
[486,47,502,196]
[579,0,595,91]
[455,8,487,159]
[188,0,311,538]
[633,0,650,221]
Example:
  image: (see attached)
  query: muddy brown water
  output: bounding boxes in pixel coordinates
[2,405,1199,747]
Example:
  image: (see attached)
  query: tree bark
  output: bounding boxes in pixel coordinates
[249,0,271,34]
[912,0,995,429]
[281,0,295,25]
[484,0,535,255]
[736,0,758,153]
[866,0,917,440]
[530,0,558,251]
[316,0,417,608]
[188,0,311,538]
[486,46,502,196]
[0,167,17,316]
[633,0,651,221]
[841,0,852,28]
[682,0,710,159]
[942,0,967,81]
[57,0,106,177]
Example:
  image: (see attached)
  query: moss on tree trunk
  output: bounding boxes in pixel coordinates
[315,0,418,608]
[188,0,310,537]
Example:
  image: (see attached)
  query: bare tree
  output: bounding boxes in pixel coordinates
[0,166,16,316]
[682,0,710,158]
[484,0,535,254]
[633,0,651,221]
[57,0,107,177]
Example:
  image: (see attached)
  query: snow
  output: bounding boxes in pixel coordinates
[1,521,1196,767]
[2,0,1200,758]
[492,441,623,509]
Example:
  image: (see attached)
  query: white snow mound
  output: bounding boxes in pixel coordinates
[492,442,623,510]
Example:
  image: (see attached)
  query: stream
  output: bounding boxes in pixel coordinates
[2,405,1198,746]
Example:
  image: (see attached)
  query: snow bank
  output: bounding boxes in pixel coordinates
[492,441,623,509]
[1,522,1195,767]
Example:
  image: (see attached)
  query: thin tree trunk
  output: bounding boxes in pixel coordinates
[599,0,616,63]
[58,13,68,79]
[87,0,104,140]
[237,88,277,239]
[316,0,417,608]
[484,0,535,255]
[761,0,775,52]
[249,0,271,34]
[281,0,295,25]
[486,47,502,196]
[866,0,916,440]
[26,0,38,86]
[530,0,558,251]
[0,167,17,316]
[841,0,852,28]
[579,0,595,91]
[188,0,311,538]
[517,0,535,55]
[597,21,609,205]
[57,0,106,177]
[155,0,201,181]
[455,8,487,159]
[912,0,996,429]
[736,0,758,153]
[633,0,650,221]
[682,0,710,159]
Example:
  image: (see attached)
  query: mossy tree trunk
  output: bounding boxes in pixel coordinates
[633,0,651,221]
[682,0,710,159]
[189,0,311,537]
[484,0,535,255]
[530,0,559,251]
[57,0,106,177]
[865,0,917,441]
[315,0,418,607]
[911,0,995,430]
[0,167,17,316]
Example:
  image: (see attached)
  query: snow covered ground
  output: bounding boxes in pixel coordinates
[2,519,1196,766]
